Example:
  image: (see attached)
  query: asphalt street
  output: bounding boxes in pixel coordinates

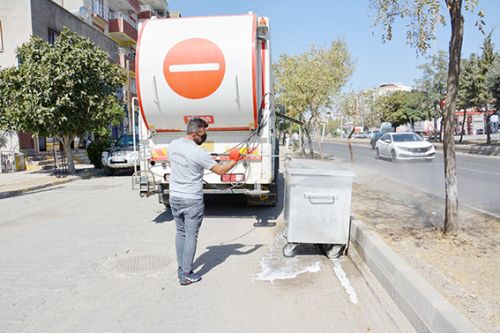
[0,175,415,333]
[322,141,500,217]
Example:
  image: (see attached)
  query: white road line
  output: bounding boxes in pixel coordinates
[457,167,500,176]
[472,207,500,219]
[169,63,220,72]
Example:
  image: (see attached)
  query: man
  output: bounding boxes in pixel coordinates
[168,118,240,286]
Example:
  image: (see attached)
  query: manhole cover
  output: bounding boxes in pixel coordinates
[115,255,170,273]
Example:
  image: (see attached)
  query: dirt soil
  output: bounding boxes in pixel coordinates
[350,174,500,333]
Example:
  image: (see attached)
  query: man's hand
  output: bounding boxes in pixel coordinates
[229,149,240,162]
[210,150,239,176]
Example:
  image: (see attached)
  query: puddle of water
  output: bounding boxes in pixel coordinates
[332,258,358,304]
[254,233,321,283]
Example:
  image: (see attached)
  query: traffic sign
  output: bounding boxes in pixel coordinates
[163,38,226,99]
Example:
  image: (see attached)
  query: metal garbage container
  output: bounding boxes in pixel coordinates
[283,158,355,258]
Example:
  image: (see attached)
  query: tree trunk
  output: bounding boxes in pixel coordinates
[486,113,491,144]
[439,116,444,142]
[442,0,463,235]
[313,118,324,159]
[62,135,76,175]
[305,125,314,158]
[459,108,467,143]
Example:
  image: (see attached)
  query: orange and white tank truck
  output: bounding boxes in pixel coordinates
[134,14,278,206]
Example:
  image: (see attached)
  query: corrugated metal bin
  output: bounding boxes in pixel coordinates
[283,158,355,258]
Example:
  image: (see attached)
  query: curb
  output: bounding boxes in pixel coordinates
[349,220,480,333]
[0,168,101,200]
[0,177,76,200]
[324,139,500,157]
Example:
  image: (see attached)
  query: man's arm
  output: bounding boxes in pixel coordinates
[210,160,237,176]
[210,149,240,175]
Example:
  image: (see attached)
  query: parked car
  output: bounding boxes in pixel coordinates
[352,132,369,139]
[370,131,385,149]
[475,128,484,135]
[365,130,380,139]
[375,132,435,162]
[101,134,139,175]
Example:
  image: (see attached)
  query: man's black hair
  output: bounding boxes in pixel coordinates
[186,118,209,134]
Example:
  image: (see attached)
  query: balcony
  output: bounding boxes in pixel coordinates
[107,0,140,13]
[119,52,136,77]
[139,0,168,11]
[108,12,137,46]
[138,4,154,19]
[91,1,109,29]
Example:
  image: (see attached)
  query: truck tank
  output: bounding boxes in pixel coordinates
[136,14,263,132]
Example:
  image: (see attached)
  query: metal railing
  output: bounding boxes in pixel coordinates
[109,12,137,29]
[140,4,154,12]
[92,0,109,20]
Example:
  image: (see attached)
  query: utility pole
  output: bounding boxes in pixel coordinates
[126,59,132,134]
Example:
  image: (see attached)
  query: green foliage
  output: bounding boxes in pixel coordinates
[274,41,354,156]
[487,57,500,109]
[375,90,428,128]
[86,138,111,169]
[274,41,354,120]
[415,50,448,111]
[0,27,125,138]
[370,0,445,54]
[458,54,481,109]
[458,32,496,109]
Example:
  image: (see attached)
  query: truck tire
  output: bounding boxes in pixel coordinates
[103,166,115,176]
[161,193,170,208]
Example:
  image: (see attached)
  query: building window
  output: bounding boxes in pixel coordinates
[0,20,4,53]
[48,28,60,45]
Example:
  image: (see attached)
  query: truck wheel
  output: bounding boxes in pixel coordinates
[245,184,277,206]
[103,166,114,176]
[161,194,170,208]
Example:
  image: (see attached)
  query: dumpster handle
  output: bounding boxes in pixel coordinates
[304,192,337,204]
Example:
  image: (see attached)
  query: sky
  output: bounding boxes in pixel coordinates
[168,0,500,91]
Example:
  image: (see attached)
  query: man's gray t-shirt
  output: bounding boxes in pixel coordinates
[168,138,216,200]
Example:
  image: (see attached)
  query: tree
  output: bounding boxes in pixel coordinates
[375,90,428,129]
[457,54,480,141]
[274,41,354,158]
[0,28,125,174]
[415,50,449,141]
[478,32,496,143]
[371,0,485,234]
[487,56,500,109]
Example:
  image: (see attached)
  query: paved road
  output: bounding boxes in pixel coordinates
[0,175,414,333]
[322,141,500,217]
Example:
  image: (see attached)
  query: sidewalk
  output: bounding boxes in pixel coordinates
[0,164,100,199]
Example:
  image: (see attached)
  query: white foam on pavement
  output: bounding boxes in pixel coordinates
[332,259,358,304]
[254,233,321,283]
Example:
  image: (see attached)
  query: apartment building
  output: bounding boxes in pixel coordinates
[53,0,170,139]
[0,0,170,155]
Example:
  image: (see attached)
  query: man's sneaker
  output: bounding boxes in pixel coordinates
[177,267,194,279]
[180,272,202,285]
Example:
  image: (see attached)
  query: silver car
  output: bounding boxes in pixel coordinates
[375,132,435,162]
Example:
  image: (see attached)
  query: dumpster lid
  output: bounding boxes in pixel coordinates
[285,158,355,177]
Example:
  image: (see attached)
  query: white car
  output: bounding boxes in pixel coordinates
[101,135,139,175]
[375,132,435,162]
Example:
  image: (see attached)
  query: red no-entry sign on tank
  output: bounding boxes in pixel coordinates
[163,38,226,99]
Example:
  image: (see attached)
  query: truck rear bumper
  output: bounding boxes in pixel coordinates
[162,188,270,195]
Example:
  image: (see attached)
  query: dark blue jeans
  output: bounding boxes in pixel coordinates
[169,196,204,274]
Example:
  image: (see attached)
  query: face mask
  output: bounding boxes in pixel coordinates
[195,133,207,145]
